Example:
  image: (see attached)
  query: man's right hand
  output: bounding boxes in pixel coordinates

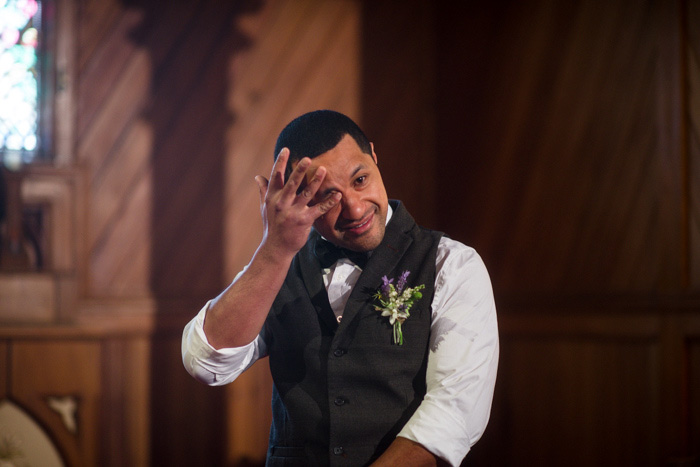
[203,148,340,350]
[254,148,341,260]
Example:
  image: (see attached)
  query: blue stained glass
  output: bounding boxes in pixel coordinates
[0,0,41,165]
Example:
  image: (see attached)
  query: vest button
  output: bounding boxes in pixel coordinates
[333,348,346,357]
[333,446,344,456]
[334,397,346,406]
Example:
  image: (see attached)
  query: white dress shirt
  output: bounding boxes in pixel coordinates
[182,207,499,466]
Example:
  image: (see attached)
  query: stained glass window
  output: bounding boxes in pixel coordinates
[0,0,43,167]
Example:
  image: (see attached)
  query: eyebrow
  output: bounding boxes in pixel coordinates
[350,164,365,179]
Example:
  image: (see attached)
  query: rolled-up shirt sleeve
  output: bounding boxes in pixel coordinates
[398,238,499,466]
[181,300,267,386]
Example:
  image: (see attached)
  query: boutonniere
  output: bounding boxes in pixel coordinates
[373,270,425,345]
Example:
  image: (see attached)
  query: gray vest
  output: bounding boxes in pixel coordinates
[264,201,443,466]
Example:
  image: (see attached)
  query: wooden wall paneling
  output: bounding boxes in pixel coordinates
[236,0,352,115]
[505,337,660,466]
[77,0,338,297]
[21,169,78,274]
[79,44,152,297]
[658,311,689,464]
[227,360,273,465]
[425,1,692,463]
[471,311,663,467]
[678,310,700,463]
[76,0,232,299]
[130,0,265,300]
[149,333,227,467]
[0,171,68,322]
[689,336,700,462]
[122,337,150,466]
[100,337,150,467]
[434,1,683,296]
[76,0,124,74]
[0,341,7,400]
[656,0,686,295]
[687,0,700,290]
[224,0,360,277]
[100,338,128,467]
[691,116,700,290]
[73,0,364,298]
[360,0,436,227]
[76,0,164,299]
[76,5,145,142]
[0,274,55,322]
[76,29,149,171]
[11,340,101,467]
[86,120,153,297]
[0,166,84,323]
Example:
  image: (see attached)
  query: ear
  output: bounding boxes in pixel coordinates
[370,142,378,164]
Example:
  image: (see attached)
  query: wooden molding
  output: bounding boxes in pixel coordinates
[0,165,83,324]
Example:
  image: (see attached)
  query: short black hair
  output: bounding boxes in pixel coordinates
[274,110,372,177]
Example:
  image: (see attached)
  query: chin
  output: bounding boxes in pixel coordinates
[346,230,385,252]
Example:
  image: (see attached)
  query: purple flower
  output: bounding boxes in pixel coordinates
[380,275,394,296]
[397,270,410,293]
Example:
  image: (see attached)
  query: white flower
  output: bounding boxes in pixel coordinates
[374,271,425,345]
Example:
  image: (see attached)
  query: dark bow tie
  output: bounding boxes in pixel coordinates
[313,238,371,269]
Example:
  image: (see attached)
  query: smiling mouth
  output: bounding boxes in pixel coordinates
[339,212,374,235]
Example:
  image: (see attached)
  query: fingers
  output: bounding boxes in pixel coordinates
[312,192,341,218]
[269,148,290,190]
[268,148,313,199]
[259,148,337,220]
[285,157,311,195]
[296,166,327,202]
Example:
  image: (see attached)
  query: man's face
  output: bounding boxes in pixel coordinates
[298,134,389,252]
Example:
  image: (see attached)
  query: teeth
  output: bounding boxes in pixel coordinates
[347,218,369,230]
[353,219,369,229]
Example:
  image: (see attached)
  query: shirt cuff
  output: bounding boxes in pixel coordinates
[398,400,471,466]
[181,300,261,386]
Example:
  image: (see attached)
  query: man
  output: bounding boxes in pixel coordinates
[182,110,498,466]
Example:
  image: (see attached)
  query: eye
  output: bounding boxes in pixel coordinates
[355,175,367,186]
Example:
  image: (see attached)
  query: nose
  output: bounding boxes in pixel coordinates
[340,191,364,220]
